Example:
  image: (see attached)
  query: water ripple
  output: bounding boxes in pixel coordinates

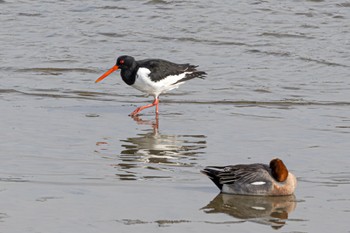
[299,172,350,186]
[16,67,99,74]
[261,32,315,39]
[247,49,349,67]
[2,88,350,107]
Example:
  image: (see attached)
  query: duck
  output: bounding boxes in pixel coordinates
[201,158,297,196]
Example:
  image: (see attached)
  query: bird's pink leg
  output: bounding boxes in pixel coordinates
[155,98,159,114]
[129,98,159,116]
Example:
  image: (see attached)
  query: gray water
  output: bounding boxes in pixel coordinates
[1,0,350,232]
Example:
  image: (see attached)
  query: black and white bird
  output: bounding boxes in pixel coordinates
[95,55,206,116]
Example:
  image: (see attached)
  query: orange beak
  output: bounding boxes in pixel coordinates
[95,65,119,83]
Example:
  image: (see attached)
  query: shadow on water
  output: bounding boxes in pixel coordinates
[202,194,297,229]
[97,115,207,180]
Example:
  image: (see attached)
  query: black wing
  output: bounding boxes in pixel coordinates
[137,59,206,82]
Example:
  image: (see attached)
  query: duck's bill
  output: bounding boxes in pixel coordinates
[95,65,119,83]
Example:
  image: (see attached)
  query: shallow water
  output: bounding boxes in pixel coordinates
[1,0,350,232]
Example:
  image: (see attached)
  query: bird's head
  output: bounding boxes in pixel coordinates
[270,158,289,182]
[116,55,135,69]
[95,55,135,83]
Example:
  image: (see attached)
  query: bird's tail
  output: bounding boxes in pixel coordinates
[173,70,207,85]
[201,166,224,190]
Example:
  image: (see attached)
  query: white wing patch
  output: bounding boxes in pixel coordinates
[250,181,266,185]
[132,67,189,97]
[251,206,266,210]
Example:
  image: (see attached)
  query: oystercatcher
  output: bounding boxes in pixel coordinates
[95,55,206,116]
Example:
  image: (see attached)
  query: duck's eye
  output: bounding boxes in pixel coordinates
[120,60,125,64]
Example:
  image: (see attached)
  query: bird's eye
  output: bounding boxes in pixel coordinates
[120,60,124,64]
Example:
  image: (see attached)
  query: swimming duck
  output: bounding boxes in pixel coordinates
[201,158,297,196]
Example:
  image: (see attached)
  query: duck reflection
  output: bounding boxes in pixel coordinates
[202,194,297,229]
[116,115,206,180]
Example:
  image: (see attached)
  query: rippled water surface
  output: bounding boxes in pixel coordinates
[1,0,350,232]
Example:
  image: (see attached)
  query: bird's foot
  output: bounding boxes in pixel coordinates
[129,107,142,117]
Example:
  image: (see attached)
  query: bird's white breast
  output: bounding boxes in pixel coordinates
[132,67,188,97]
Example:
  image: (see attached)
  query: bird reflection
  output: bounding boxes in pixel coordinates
[131,115,159,130]
[202,194,297,229]
[116,115,206,180]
